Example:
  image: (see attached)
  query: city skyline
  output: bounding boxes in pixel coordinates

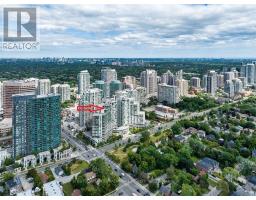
[0,3,256,197]
[1,4,256,58]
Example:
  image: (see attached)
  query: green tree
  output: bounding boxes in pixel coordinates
[223,167,239,182]
[3,158,14,166]
[89,158,112,179]
[3,172,14,182]
[181,183,197,196]
[178,144,192,159]
[199,174,209,189]
[148,181,158,193]
[240,160,255,176]
[99,178,110,195]
[171,123,182,135]
[166,165,175,179]
[217,180,230,196]
[121,159,132,173]
[109,173,119,190]
[140,131,150,143]
[71,173,87,189]
[82,184,98,196]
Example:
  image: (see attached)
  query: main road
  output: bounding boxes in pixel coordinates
[62,130,152,196]
[99,96,252,153]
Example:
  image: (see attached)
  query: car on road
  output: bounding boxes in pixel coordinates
[137,189,141,193]
[118,192,124,196]
[144,193,150,196]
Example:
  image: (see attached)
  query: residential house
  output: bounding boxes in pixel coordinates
[84,171,97,183]
[196,157,220,173]
[159,185,171,196]
[5,177,23,195]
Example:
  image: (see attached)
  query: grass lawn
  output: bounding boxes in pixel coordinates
[208,178,218,187]
[150,131,167,143]
[63,182,73,196]
[127,144,139,152]
[191,156,199,163]
[110,147,128,163]
[70,160,89,174]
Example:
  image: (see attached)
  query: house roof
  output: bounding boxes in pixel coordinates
[72,189,81,196]
[43,180,64,196]
[197,157,219,171]
[39,173,49,184]
[248,176,256,185]
[55,167,64,174]
[85,171,96,180]
[174,135,185,141]
[6,179,17,189]
[159,185,171,195]
[252,149,256,157]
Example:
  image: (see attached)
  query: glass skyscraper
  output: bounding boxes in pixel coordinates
[12,93,61,158]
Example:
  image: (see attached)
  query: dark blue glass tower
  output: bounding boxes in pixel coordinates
[12,93,61,158]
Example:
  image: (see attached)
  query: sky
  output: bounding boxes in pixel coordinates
[1,4,256,58]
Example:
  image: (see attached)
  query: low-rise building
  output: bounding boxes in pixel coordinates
[43,180,64,196]
[84,171,97,183]
[6,177,23,195]
[0,148,11,167]
[55,166,64,177]
[196,157,220,173]
[0,118,12,148]
[155,105,178,120]
[22,155,37,169]
[159,185,171,196]
[174,135,187,143]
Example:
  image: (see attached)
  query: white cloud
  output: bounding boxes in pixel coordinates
[2,4,256,57]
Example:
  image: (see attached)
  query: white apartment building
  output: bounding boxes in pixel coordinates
[191,77,201,88]
[58,84,71,102]
[115,91,145,128]
[91,99,117,143]
[206,70,217,96]
[217,74,224,88]
[233,78,243,94]
[79,88,103,127]
[51,84,60,94]
[51,84,71,102]
[157,83,180,105]
[77,70,90,94]
[0,82,3,109]
[38,79,51,95]
[241,63,256,86]
[224,78,243,98]
[122,75,137,89]
[224,71,235,82]
[176,79,189,97]
[161,70,176,85]
[101,68,117,83]
[140,69,157,96]
[224,80,235,98]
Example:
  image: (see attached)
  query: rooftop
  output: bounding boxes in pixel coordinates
[0,118,12,129]
[43,181,64,196]
[197,157,219,171]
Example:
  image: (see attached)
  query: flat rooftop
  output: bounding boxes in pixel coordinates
[0,118,12,129]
